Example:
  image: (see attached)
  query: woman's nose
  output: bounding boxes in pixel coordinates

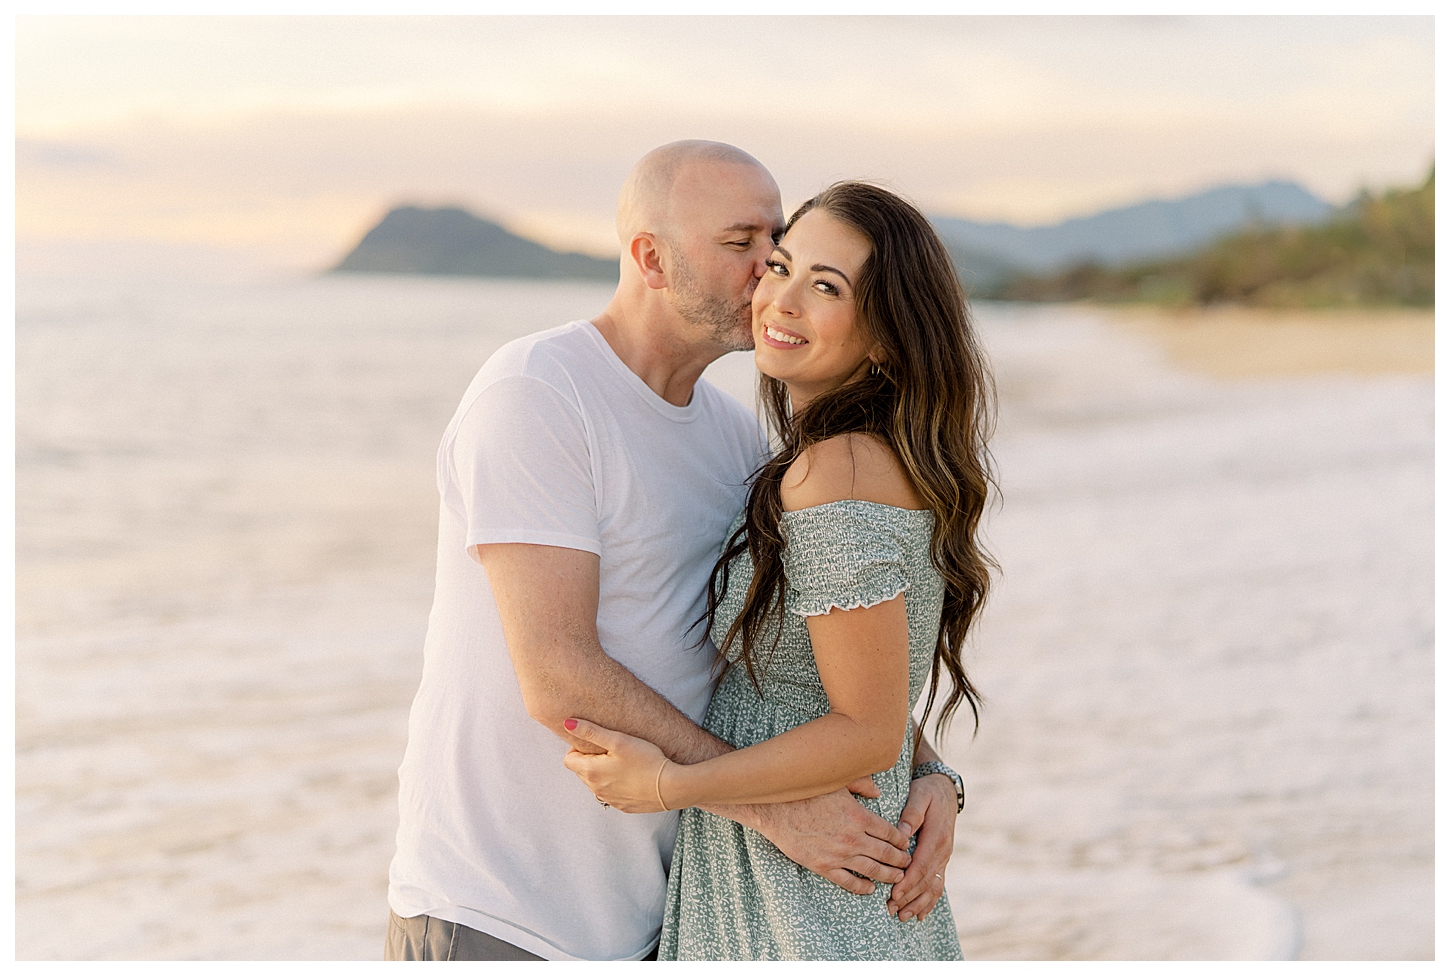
[769,279,803,318]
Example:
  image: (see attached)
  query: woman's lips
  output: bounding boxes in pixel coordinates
[761,323,808,348]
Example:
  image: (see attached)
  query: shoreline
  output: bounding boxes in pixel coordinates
[1064,303,1433,379]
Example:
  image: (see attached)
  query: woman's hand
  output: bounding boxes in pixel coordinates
[562,718,674,814]
[885,773,957,921]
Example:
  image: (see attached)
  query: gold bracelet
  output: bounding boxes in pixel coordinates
[654,759,670,812]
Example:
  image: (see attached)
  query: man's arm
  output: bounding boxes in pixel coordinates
[477,541,911,892]
[477,542,728,762]
[705,792,911,895]
[884,730,960,920]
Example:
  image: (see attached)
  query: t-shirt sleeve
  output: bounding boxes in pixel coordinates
[781,507,911,617]
[446,374,601,555]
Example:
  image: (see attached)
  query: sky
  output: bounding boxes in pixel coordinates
[14,15,1436,275]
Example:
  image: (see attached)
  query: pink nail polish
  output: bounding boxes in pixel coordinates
[564,719,578,731]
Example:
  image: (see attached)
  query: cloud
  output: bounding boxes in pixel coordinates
[15,15,1434,268]
[16,139,126,171]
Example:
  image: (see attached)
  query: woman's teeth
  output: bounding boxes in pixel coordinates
[766,325,806,345]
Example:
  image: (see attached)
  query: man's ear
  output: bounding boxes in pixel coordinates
[629,233,669,290]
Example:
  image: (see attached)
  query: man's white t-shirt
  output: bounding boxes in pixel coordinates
[388,320,765,961]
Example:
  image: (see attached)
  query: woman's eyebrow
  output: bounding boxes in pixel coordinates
[810,264,852,287]
[774,246,851,286]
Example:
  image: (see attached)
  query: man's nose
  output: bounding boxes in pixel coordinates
[751,239,775,280]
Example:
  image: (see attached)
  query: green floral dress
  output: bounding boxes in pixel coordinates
[658,500,963,960]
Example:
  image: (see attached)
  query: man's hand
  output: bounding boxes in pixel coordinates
[885,773,958,921]
[739,789,913,895]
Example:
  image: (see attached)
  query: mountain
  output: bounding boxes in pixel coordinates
[331,206,618,281]
[938,240,1020,297]
[994,169,1433,308]
[334,184,1336,292]
[931,181,1334,289]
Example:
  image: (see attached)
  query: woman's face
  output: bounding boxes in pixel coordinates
[751,208,881,409]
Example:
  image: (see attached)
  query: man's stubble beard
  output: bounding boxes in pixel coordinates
[667,244,755,353]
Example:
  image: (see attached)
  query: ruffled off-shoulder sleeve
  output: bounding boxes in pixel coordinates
[780,502,920,617]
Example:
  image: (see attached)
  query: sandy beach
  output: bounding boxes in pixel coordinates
[1107,304,1433,379]
[14,279,1433,960]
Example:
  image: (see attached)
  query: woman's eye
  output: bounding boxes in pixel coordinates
[766,260,788,276]
[813,280,839,296]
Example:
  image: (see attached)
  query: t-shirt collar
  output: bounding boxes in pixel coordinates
[580,320,706,423]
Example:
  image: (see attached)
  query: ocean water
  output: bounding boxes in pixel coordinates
[14,275,1433,960]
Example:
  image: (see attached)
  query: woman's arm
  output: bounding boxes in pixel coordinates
[564,592,909,810]
[563,432,922,812]
[674,592,909,806]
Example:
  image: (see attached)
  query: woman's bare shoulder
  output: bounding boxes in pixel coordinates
[780,432,925,512]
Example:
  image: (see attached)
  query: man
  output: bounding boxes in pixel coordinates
[385,141,961,961]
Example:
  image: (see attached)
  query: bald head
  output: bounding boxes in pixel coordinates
[616,140,771,244]
[598,141,783,368]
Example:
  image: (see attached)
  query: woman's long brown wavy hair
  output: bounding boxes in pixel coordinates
[703,181,998,743]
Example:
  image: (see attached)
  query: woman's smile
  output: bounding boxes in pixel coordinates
[761,322,808,347]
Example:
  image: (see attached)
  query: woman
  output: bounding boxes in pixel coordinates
[562,182,996,960]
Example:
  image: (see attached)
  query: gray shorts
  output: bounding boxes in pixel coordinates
[384,910,544,961]
[383,909,660,961]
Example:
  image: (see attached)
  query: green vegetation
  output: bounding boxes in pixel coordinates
[992,169,1434,307]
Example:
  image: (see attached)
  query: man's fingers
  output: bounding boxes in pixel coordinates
[888,875,926,913]
[858,835,912,870]
[895,849,934,895]
[895,792,929,837]
[887,863,930,912]
[889,840,950,913]
[888,875,935,915]
[842,854,904,885]
[861,813,912,851]
[822,868,875,896]
[889,773,957,916]
[893,867,946,921]
[896,883,943,922]
[892,848,948,907]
